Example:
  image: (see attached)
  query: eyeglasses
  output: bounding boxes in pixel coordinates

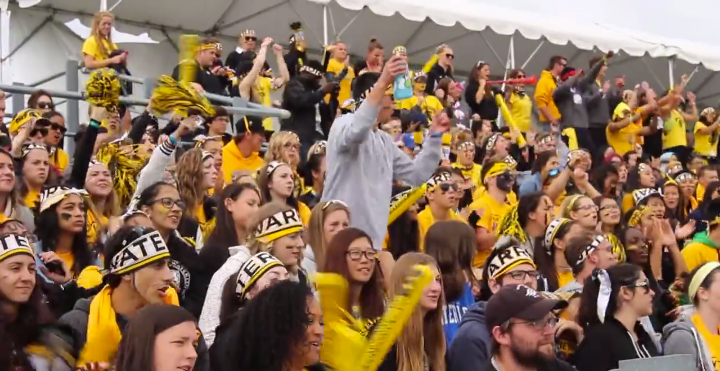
[512,317,559,331]
[506,270,540,281]
[346,249,378,261]
[625,279,651,294]
[576,204,599,212]
[50,123,66,134]
[445,53,454,59]
[284,142,301,150]
[149,197,186,210]
[38,102,54,110]
[600,204,620,211]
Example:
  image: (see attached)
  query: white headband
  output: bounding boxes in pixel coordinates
[110,230,170,275]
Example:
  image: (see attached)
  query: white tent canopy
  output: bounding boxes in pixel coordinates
[3,0,720,116]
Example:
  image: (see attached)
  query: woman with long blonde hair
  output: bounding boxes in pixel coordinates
[302,200,350,275]
[175,148,219,246]
[379,253,446,371]
[263,131,303,196]
[82,11,124,69]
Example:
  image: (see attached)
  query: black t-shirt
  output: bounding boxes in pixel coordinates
[642,115,663,158]
[480,357,576,371]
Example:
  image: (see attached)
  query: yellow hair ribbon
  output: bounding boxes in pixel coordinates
[628,206,651,228]
[483,162,509,184]
[689,262,720,300]
[563,194,583,216]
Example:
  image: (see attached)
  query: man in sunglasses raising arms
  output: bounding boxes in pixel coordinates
[225,29,257,73]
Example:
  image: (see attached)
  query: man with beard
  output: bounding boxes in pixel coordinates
[281,60,338,160]
[482,284,575,371]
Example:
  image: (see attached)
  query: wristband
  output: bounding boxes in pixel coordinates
[429,131,443,138]
[168,135,178,146]
[89,119,101,129]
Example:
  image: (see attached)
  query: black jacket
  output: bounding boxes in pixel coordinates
[479,357,576,371]
[171,63,229,96]
[425,63,453,96]
[572,317,660,371]
[281,78,324,142]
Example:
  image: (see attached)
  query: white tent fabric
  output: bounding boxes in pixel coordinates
[63,19,159,44]
[4,0,720,121]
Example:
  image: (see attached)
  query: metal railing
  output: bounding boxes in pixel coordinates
[4,59,290,154]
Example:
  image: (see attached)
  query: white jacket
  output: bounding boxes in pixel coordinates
[197,245,251,347]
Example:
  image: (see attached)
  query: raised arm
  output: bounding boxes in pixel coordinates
[391,110,450,185]
[273,44,290,89]
[239,37,272,98]
[331,54,405,152]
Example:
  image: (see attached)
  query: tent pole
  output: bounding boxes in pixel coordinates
[0,8,9,85]
[668,57,675,89]
[520,40,544,70]
[509,34,515,69]
[323,5,328,46]
[100,0,107,11]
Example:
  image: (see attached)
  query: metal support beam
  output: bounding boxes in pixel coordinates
[322,5,328,46]
[210,0,241,33]
[641,58,665,89]
[668,57,676,89]
[520,39,544,70]
[1,14,52,62]
[327,5,337,40]
[160,28,179,53]
[287,0,322,47]
[65,59,79,155]
[691,72,717,97]
[215,1,288,32]
[477,31,504,66]
[336,8,363,39]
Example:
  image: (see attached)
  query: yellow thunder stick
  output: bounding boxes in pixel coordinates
[388,185,426,225]
[495,94,527,147]
[314,264,433,371]
[179,35,199,85]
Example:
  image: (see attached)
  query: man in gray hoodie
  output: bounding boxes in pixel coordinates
[321,54,449,249]
[553,52,609,153]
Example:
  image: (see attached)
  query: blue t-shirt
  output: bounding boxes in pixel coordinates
[442,282,475,346]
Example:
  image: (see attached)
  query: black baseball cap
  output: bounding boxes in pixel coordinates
[486,284,568,330]
[235,115,264,135]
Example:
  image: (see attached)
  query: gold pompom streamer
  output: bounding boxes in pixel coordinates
[495,204,526,242]
[314,264,433,371]
[96,143,148,209]
[85,69,121,112]
[150,75,215,118]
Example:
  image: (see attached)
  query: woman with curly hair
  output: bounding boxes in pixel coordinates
[378,253,445,371]
[257,161,311,225]
[211,280,323,371]
[264,131,304,196]
[115,305,199,371]
[175,148,219,246]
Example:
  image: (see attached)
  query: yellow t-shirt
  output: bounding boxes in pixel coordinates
[255,77,275,131]
[692,313,720,371]
[452,162,482,190]
[86,211,108,245]
[56,250,75,277]
[557,270,574,289]
[324,58,355,105]
[24,189,39,209]
[81,36,118,61]
[561,128,578,150]
[698,183,707,202]
[663,109,688,149]
[222,142,265,184]
[682,240,719,272]
[607,102,642,155]
[417,208,467,251]
[469,192,512,267]
[52,148,69,173]
[694,121,719,158]
[509,92,532,133]
[398,95,444,121]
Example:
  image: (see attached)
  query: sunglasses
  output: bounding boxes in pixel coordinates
[625,279,651,294]
[50,123,66,134]
[439,182,459,192]
[245,37,257,42]
[445,53,454,59]
[37,102,54,110]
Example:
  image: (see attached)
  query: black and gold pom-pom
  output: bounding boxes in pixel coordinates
[85,69,121,112]
[150,75,215,117]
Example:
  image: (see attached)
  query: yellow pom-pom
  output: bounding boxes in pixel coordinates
[85,69,121,111]
[151,75,215,117]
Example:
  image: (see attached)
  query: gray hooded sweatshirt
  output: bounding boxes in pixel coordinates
[321,100,441,250]
[662,314,715,371]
